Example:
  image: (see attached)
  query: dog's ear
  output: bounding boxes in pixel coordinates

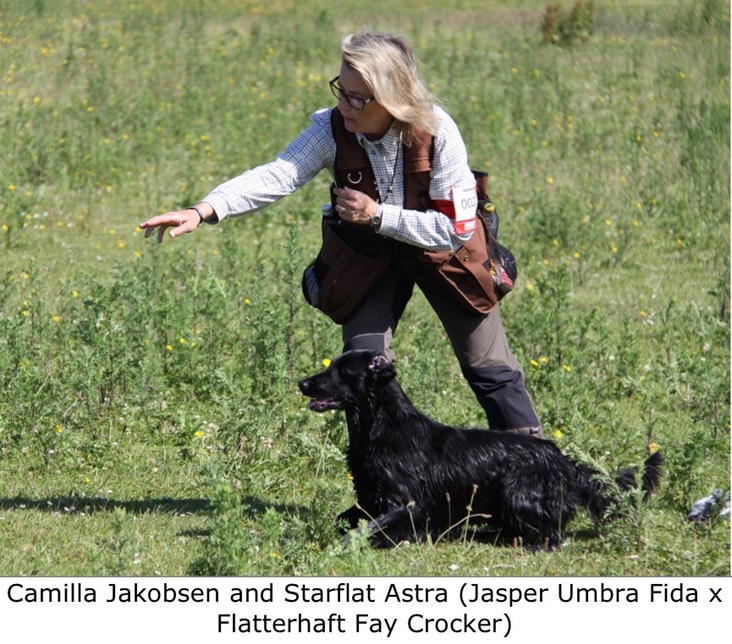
[368,354,396,382]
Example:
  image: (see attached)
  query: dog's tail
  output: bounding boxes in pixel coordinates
[581,451,664,522]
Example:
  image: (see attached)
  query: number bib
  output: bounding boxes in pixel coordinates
[452,185,477,235]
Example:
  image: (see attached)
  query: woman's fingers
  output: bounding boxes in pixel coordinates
[139,211,197,243]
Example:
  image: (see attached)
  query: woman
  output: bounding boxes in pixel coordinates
[140,30,542,437]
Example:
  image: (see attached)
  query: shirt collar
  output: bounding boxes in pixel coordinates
[356,120,402,151]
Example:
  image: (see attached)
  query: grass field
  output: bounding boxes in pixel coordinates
[0,0,729,576]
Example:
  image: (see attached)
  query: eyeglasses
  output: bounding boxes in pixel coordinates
[329,76,375,110]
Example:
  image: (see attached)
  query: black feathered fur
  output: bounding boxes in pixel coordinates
[298,349,663,548]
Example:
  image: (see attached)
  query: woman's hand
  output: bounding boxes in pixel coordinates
[139,207,208,244]
[333,187,379,225]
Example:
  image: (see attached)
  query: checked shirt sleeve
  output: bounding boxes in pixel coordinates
[204,110,335,222]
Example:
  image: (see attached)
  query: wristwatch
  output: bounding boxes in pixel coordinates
[370,206,383,230]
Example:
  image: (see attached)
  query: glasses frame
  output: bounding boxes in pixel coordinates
[329,76,375,111]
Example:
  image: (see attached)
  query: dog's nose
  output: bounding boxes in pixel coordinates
[298,379,310,394]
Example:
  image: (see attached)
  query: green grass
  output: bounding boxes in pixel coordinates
[0,0,729,576]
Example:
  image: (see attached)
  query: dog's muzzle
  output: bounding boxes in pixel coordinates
[298,378,345,412]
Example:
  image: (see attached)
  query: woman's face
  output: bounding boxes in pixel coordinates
[336,63,394,139]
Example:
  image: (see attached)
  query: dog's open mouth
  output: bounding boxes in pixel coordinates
[308,398,345,412]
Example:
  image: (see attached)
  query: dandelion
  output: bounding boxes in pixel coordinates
[554,429,563,439]
[539,356,548,364]
[72,289,80,298]
[52,315,61,323]
[604,218,612,226]
[530,359,540,368]
[347,472,354,481]
[55,424,63,433]
[8,184,16,191]
[244,298,251,305]
[322,358,332,367]
[166,344,174,352]
[546,176,554,185]
[573,252,581,259]
[611,244,618,253]
[2,224,8,232]
[648,442,661,455]
[194,430,204,438]
[179,338,188,345]
[562,364,572,373]
[526,283,534,292]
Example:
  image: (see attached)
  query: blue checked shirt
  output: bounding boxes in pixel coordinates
[204,106,476,251]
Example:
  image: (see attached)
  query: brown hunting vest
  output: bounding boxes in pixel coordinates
[301,108,508,323]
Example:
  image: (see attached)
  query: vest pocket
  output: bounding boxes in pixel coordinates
[419,217,516,315]
[302,223,390,324]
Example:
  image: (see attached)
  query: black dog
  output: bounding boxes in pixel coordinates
[298,349,663,548]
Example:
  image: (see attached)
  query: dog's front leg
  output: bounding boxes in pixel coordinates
[366,506,421,547]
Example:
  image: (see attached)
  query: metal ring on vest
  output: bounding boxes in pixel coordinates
[347,171,363,185]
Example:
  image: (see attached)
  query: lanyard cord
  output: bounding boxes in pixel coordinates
[376,132,402,204]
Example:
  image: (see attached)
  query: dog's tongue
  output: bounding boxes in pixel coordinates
[309,399,331,412]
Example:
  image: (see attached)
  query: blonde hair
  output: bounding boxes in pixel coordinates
[340,30,439,145]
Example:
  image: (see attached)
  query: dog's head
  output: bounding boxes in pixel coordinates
[298,349,396,412]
